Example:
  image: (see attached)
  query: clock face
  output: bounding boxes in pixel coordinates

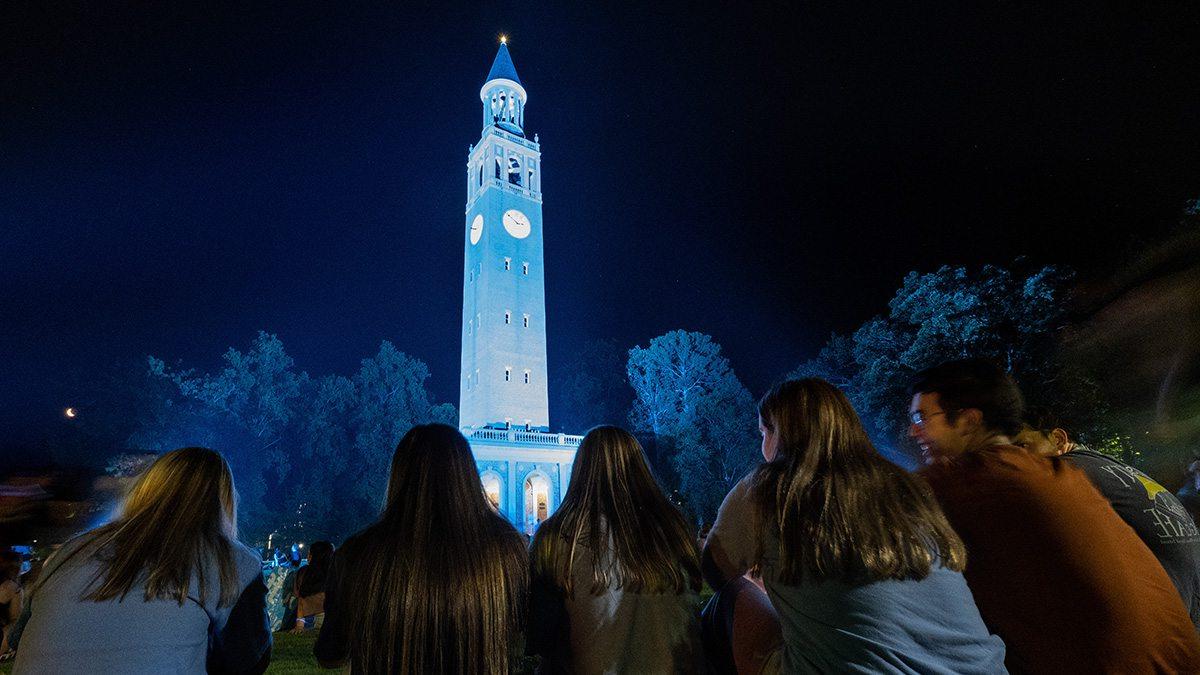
[502,209,531,239]
[469,214,483,245]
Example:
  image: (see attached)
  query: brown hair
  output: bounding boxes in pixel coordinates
[754,379,966,583]
[42,447,241,607]
[532,426,699,597]
[343,424,527,674]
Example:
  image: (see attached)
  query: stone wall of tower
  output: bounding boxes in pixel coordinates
[459,126,549,430]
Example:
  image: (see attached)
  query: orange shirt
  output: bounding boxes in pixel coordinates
[924,445,1200,674]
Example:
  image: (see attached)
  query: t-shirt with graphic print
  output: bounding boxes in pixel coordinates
[1064,447,1200,629]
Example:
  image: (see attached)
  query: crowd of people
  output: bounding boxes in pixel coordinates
[2,357,1199,673]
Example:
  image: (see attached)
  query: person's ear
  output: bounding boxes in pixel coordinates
[960,408,984,431]
[1050,428,1071,455]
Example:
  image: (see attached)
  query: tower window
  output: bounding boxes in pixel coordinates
[505,367,511,382]
[468,319,473,335]
[522,314,529,328]
[524,370,530,384]
[478,164,483,186]
[522,262,529,275]
[495,157,502,179]
[508,157,522,186]
[504,257,511,271]
[505,311,511,324]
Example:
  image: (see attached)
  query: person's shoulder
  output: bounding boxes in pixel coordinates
[227,540,265,587]
[332,527,381,565]
[1063,448,1123,468]
[726,470,759,503]
[924,445,1051,490]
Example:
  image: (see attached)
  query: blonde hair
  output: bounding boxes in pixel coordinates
[755,379,966,583]
[44,447,241,607]
[532,426,699,597]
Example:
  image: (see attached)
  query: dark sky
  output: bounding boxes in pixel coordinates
[3,1,1198,445]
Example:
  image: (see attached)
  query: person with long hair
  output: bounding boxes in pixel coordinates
[314,424,528,673]
[11,447,271,674]
[703,379,1006,673]
[289,540,333,633]
[0,550,22,657]
[527,425,704,673]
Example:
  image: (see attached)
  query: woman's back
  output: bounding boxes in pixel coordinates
[704,379,1007,674]
[711,476,1005,673]
[316,520,527,673]
[14,537,265,675]
[313,424,528,674]
[528,427,704,674]
[540,534,704,674]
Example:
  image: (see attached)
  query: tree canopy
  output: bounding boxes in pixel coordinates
[131,332,455,540]
[794,264,1120,465]
[627,330,759,524]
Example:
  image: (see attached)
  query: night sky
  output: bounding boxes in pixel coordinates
[3,2,1199,449]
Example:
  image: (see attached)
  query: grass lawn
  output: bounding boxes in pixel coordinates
[267,631,324,673]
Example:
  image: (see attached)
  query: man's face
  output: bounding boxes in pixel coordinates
[909,392,969,465]
[1014,425,1068,457]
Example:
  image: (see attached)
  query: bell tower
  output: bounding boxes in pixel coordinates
[459,39,549,431]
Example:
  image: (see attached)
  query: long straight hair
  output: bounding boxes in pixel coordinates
[753,379,966,583]
[345,424,527,674]
[41,447,241,607]
[532,426,699,597]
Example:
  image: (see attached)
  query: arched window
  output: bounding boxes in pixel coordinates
[481,472,502,512]
[524,473,551,530]
[494,157,502,180]
[478,163,483,186]
[508,157,522,186]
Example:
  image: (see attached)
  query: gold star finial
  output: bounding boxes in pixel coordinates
[499,35,507,45]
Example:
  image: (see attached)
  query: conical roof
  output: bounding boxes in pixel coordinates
[485,43,522,85]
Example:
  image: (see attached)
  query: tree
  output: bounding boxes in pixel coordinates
[791,264,1115,465]
[140,332,308,536]
[554,339,634,432]
[133,333,456,541]
[348,341,457,505]
[627,330,759,524]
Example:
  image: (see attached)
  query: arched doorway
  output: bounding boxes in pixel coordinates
[481,471,502,513]
[524,473,550,532]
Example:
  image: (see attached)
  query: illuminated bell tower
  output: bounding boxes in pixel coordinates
[459,39,549,431]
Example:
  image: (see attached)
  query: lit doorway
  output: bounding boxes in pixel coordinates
[481,472,502,513]
[524,473,550,531]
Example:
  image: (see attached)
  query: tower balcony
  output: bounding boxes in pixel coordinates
[463,427,583,448]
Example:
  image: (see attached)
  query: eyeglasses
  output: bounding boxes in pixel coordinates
[909,410,956,426]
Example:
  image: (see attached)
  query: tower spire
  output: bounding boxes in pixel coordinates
[485,41,522,86]
[480,40,527,136]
